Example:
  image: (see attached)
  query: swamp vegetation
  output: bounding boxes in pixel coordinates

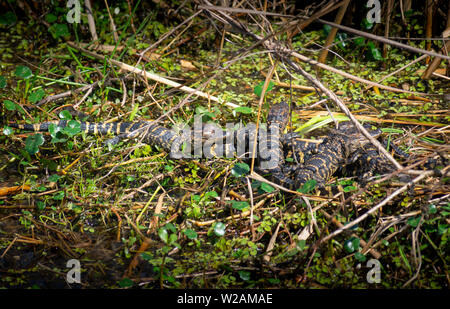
[0,0,449,288]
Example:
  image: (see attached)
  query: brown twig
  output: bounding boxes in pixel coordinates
[317,0,351,64]
[85,0,98,42]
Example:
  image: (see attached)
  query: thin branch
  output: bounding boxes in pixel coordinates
[66,41,238,108]
[320,171,433,243]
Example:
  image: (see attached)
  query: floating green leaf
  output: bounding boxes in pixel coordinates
[238,270,251,281]
[343,185,357,192]
[158,228,169,243]
[354,252,367,262]
[354,37,365,47]
[213,222,226,236]
[253,81,274,97]
[0,76,6,88]
[428,204,437,214]
[407,216,421,228]
[48,174,61,183]
[230,200,250,211]
[183,229,198,240]
[36,201,46,211]
[234,106,253,114]
[165,222,177,233]
[297,179,317,194]
[344,237,360,253]
[0,12,17,26]
[367,42,382,61]
[322,24,332,36]
[45,13,58,23]
[437,223,448,235]
[4,100,16,111]
[118,278,134,288]
[49,23,70,39]
[195,106,216,121]
[59,110,72,120]
[361,18,374,30]
[29,89,45,103]
[15,65,32,79]
[52,191,65,201]
[205,191,218,199]
[25,133,44,155]
[49,123,66,143]
[231,162,250,177]
[62,120,81,137]
[3,126,13,136]
[260,182,275,193]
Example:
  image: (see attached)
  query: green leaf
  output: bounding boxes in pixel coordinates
[158,228,169,243]
[361,18,374,30]
[343,185,357,192]
[205,191,218,199]
[195,106,216,120]
[49,123,62,138]
[3,126,13,135]
[118,278,134,288]
[260,182,275,193]
[48,174,60,183]
[336,32,348,49]
[253,81,274,97]
[322,24,332,36]
[4,100,16,111]
[231,162,250,177]
[370,47,382,60]
[165,222,177,233]
[49,123,66,143]
[407,216,421,228]
[36,201,46,211]
[140,252,152,261]
[437,223,448,235]
[297,179,317,194]
[45,13,58,23]
[234,106,253,114]
[297,239,307,251]
[48,23,70,39]
[0,12,17,26]
[52,191,65,200]
[344,237,360,253]
[354,37,365,47]
[62,120,81,137]
[59,110,72,120]
[428,204,437,214]
[354,252,367,262]
[169,233,178,245]
[129,103,139,121]
[0,76,6,88]
[183,229,198,240]
[213,222,226,236]
[15,65,32,79]
[29,89,45,103]
[367,42,382,61]
[230,200,250,211]
[238,270,251,281]
[25,133,44,155]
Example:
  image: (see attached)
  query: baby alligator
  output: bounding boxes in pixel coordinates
[8,104,403,190]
